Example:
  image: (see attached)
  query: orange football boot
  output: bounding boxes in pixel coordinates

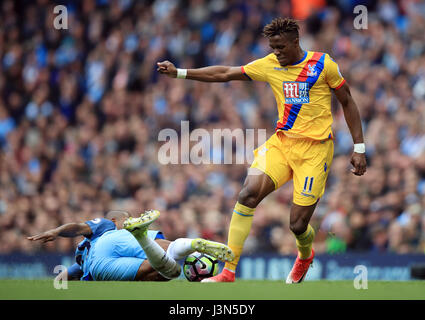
[286,249,315,284]
[201,268,235,283]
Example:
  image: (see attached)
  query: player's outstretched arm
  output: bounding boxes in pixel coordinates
[156,61,248,82]
[334,82,367,176]
[27,223,92,243]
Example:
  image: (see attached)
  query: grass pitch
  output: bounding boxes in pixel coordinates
[1,279,424,300]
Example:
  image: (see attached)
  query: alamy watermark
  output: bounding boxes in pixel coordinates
[353,265,368,289]
[53,265,68,289]
[53,5,68,30]
[158,121,267,166]
[353,5,368,29]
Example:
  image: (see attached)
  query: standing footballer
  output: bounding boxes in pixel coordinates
[157,17,367,283]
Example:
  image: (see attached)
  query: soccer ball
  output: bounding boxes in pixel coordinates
[183,252,219,281]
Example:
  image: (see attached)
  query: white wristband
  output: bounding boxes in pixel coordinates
[353,143,366,153]
[176,68,187,79]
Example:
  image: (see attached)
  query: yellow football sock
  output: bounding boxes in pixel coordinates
[294,224,315,259]
[224,202,255,272]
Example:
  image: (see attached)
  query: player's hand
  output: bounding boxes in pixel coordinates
[156,61,177,78]
[27,230,59,243]
[350,152,367,176]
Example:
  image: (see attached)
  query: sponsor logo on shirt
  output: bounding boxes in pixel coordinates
[283,81,310,104]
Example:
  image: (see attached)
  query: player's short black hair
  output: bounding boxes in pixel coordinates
[262,17,299,40]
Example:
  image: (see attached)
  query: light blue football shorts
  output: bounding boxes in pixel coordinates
[87,229,164,281]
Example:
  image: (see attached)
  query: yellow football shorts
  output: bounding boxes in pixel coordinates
[250,131,334,206]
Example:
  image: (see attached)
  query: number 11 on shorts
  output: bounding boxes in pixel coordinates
[303,176,314,193]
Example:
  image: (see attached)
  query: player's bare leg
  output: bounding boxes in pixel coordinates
[286,202,317,284]
[202,169,275,283]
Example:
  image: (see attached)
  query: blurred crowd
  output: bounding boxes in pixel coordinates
[0,0,424,256]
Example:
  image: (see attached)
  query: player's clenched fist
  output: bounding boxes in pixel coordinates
[156,61,177,78]
[350,152,367,176]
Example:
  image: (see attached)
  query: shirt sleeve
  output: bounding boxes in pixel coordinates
[242,55,270,82]
[85,218,116,240]
[325,54,345,89]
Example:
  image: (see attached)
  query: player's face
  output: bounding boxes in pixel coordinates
[269,34,299,66]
